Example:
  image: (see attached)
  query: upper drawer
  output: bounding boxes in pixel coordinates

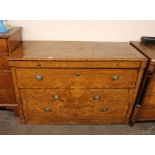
[16,69,138,88]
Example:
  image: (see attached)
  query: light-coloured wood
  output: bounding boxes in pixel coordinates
[8,41,147,124]
[125,66,145,123]
[10,67,25,122]
[16,68,138,89]
[21,89,131,124]
[8,60,142,69]
[8,41,146,61]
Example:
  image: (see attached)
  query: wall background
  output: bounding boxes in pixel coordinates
[9,20,155,41]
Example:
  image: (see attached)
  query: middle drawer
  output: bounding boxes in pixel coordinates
[16,69,138,89]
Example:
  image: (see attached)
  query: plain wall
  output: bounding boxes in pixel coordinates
[8,20,155,41]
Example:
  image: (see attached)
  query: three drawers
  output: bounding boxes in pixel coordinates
[16,69,138,89]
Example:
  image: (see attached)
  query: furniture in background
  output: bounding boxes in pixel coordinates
[0,27,22,113]
[0,20,8,33]
[8,41,147,124]
[130,41,155,123]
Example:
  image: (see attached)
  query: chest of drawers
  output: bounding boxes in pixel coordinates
[0,27,22,109]
[8,41,147,124]
[130,41,155,123]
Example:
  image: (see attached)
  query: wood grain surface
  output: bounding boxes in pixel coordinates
[8,41,147,124]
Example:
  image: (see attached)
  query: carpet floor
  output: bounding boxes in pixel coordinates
[0,110,155,135]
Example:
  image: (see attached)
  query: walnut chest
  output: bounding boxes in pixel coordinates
[131,41,155,122]
[0,27,22,109]
[8,41,147,124]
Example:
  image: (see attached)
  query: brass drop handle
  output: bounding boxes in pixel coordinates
[44,107,52,112]
[101,107,109,112]
[35,75,43,81]
[75,73,80,77]
[53,95,60,101]
[93,95,101,101]
[112,75,119,80]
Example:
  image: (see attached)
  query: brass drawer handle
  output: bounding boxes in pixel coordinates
[112,75,119,80]
[35,75,43,81]
[93,95,101,101]
[44,107,52,112]
[53,95,60,101]
[75,73,80,77]
[101,107,109,112]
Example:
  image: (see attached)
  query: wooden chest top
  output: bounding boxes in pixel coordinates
[9,41,146,61]
[131,41,155,63]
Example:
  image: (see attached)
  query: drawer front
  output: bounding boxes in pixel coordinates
[0,39,8,53]
[0,89,16,105]
[142,95,155,107]
[17,69,138,89]
[21,89,131,123]
[0,56,9,70]
[0,71,13,88]
[137,107,155,120]
[137,95,155,120]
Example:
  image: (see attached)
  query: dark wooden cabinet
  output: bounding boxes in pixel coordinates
[130,41,155,122]
[0,27,22,109]
[8,41,147,124]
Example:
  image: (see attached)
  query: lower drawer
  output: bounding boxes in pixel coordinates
[21,89,132,124]
[0,89,16,105]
